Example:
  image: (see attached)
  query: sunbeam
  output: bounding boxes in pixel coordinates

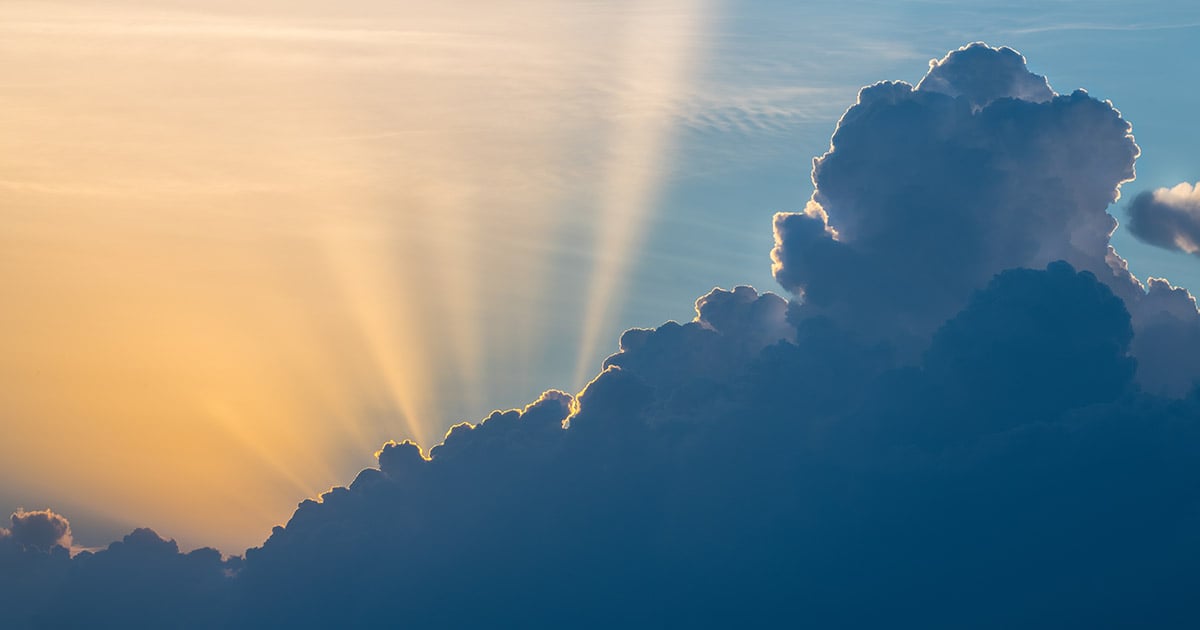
[571,0,713,388]
[320,222,436,448]
[0,0,723,555]
[7,1,1200,626]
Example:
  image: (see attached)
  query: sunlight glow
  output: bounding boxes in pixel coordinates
[571,1,713,388]
[0,0,713,553]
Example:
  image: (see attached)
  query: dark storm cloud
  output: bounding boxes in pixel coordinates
[1126,181,1200,254]
[6,43,1200,628]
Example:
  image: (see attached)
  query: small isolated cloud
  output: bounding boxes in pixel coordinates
[7,509,72,552]
[1127,181,1200,254]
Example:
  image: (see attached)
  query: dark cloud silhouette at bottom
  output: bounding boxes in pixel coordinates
[4,44,1200,629]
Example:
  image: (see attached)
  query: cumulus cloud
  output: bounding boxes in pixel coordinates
[0,523,236,628]
[229,261,1200,628]
[603,285,791,398]
[771,42,1200,394]
[6,43,1200,628]
[38,528,235,628]
[772,43,1142,354]
[1129,276,1200,396]
[0,510,74,628]
[1127,181,1200,254]
[5,508,72,552]
[922,261,1135,422]
[916,43,1053,109]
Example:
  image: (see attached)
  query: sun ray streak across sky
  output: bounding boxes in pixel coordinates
[0,0,733,551]
[571,0,713,388]
[8,0,1198,558]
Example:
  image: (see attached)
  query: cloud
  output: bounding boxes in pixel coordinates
[228,261,1200,628]
[917,43,1053,109]
[772,43,1142,354]
[0,522,236,628]
[0,510,74,628]
[37,528,236,629]
[602,285,791,397]
[922,261,1135,422]
[6,43,1200,628]
[770,42,1200,395]
[1127,181,1200,254]
[5,508,72,552]
[1128,276,1200,396]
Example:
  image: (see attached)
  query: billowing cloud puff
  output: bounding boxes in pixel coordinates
[603,285,791,398]
[0,510,74,627]
[771,42,1200,394]
[0,525,236,628]
[693,284,793,347]
[1129,276,1200,396]
[6,44,1200,628]
[1141,275,1200,321]
[41,528,235,629]
[923,261,1135,422]
[917,43,1053,109]
[5,509,72,552]
[772,42,1141,353]
[1127,181,1200,254]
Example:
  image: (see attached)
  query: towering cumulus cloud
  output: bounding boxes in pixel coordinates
[4,43,1200,628]
[772,44,1141,346]
[772,43,1200,393]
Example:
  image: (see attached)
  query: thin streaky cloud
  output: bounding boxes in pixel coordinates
[1007,21,1200,34]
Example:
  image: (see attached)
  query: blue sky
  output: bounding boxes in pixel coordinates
[621,0,1200,343]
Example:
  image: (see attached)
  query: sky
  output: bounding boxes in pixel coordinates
[5,2,1200,627]
[3,0,1200,564]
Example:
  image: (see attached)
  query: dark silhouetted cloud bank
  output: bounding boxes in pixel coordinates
[4,43,1200,629]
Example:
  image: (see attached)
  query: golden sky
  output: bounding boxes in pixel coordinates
[0,0,710,552]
